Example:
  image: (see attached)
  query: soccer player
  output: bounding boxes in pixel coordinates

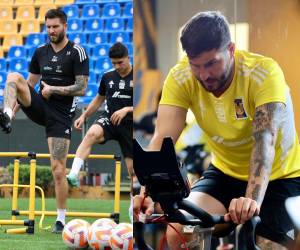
[0,9,89,233]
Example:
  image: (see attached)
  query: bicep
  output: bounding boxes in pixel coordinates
[27,73,41,87]
[148,105,187,150]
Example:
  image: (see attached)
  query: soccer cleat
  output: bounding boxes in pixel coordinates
[52,221,64,234]
[66,173,80,188]
[0,110,12,134]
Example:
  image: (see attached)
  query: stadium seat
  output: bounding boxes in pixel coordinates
[0,20,18,37]
[82,83,98,104]
[16,6,36,21]
[0,0,13,6]
[82,4,100,19]
[2,34,23,52]
[0,72,7,85]
[8,46,27,59]
[75,0,95,4]
[94,57,112,74]
[126,17,133,31]
[124,42,132,56]
[20,20,40,35]
[89,32,108,45]
[19,71,29,79]
[110,31,130,43]
[102,3,121,19]
[92,43,110,58]
[14,0,34,6]
[55,0,74,7]
[8,58,28,72]
[27,46,37,60]
[62,5,79,19]
[81,44,91,56]
[25,33,46,48]
[38,5,57,23]
[84,18,104,32]
[68,33,87,45]
[67,18,83,33]
[88,71,97,84]
[122,2,132,17]
[0,6,13,20]
[89,58,95,70]
[0,58,7,72]
[105,18,124,31]
[95,0,115,3]
[34,0,55,7]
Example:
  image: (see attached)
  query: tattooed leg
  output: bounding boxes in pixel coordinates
[4,81,17,110]
[48,137,70,210]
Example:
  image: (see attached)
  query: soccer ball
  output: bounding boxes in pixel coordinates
[62,219,90,249]
[109,223,133,250]
[88,218,117,250]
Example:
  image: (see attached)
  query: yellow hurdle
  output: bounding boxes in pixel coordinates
[0,152,122,234]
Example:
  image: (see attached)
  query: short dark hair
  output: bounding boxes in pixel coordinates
[45,9,67,24]
[180,11,231,58]
[109,42,128,58]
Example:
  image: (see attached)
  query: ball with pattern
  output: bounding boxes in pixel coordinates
[109,223,133,250]
[88,218,117,250]
[62,219,90,249]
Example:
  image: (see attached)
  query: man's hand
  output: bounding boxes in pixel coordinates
[74,115,85,130]
[224,197,259,224]
[41,81,53,100]
[110,107,129,125]
[133,195,155,222]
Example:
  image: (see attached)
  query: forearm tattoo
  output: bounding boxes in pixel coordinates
[4,82,17,110]
[246,102,284,204]
[51,75,87,96]
[51,138,69,160]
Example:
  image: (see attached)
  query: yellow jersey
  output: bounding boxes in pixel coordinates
[160,50,300,180]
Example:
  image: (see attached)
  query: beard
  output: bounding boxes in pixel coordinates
[49,31,65,44]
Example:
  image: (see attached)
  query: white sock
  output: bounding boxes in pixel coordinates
[56,209,66,225]
[128,195,133,223]
[3,108,12,120]
[70,157,84,176]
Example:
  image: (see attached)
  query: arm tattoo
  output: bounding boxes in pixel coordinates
[51,75,87,96]
[51,138,69,160]
[4,82,17,110]
[246,102,284,204]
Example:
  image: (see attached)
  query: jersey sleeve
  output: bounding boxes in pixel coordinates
[251,59,288,108]
[160,60,193,110]
[29,49,40,74]
[72,44,89,75]
[98,74,106,96]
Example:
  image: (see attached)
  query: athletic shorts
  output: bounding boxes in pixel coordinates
[94,112,132,159]
[20,85,72,139]
[191,164,300,246]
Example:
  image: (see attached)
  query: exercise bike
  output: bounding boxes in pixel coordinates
[133,137,261,250]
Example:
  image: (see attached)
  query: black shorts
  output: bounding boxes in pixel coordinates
[20,85,72,139]
[191,165,300,246]
[94,112,132,158]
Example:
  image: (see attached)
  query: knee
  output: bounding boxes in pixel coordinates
[7,72,24,85]
[52,162,66,182]
[85,129,102,144]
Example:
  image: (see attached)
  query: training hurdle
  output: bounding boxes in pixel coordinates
[0,152,122,234]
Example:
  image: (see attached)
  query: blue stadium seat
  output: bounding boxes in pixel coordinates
[92,44,110,58]
[79,83,98,104]
[0,72,7,85]
[62,5,79,19]
[123,2,132,17]
[75,0,95,4]
[8,46,27,59]
[84,18,104,32]
[102,3,121,18]
[89,32,108,45]
[124,42,133,56]
[89,58,96,70]
[0,58,7,72]
[68,18,83,33]
[81,44,91,57]
[110,31,130,43]
[82,4,100,19]
[88,71,97,84]
[0,83,4,106]
[105,18,124,31]
[126,17,133,31]
[95,0,115,3]
[19,71,28,80]
[68,33,87,45]
[27,46,37,60]
[25,33,46,48]
[9,58,28,72]
[94,58,112,74]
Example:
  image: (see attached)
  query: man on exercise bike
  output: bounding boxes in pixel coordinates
[133,11,300,249]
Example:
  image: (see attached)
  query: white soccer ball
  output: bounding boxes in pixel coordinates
[62,219,90,249]
[109,223,133,250]
[88,218,117,250]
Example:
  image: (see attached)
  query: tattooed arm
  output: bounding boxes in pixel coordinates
[41,75,88,99]
[225,102,284,224]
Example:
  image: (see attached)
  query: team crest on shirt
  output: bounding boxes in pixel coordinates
[108,81,114,88]
[119,80,125,89]
[234,98,248,119]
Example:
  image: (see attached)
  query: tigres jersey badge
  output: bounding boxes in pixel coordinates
[234,98,248,119]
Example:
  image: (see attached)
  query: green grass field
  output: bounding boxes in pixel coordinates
[0,198,130,250]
